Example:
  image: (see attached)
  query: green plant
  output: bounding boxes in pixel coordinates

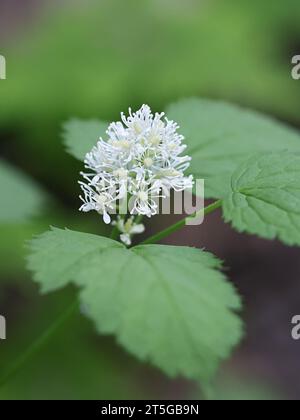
[3,98,300,391]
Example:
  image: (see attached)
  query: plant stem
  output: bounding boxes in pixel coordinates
[134,214,144,224]
[110,225,119,240]
[0,299,79,389]
[140,199,222,245]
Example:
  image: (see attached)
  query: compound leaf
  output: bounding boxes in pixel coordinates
[166,98,300,199]
[0,159,45,223]
[63,119,108,161]
[223,152,300,246]
[28,227,243,382]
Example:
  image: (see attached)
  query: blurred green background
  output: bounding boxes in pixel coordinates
[1,0,300,400]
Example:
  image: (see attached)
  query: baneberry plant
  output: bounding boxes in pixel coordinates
[23,99,300,388]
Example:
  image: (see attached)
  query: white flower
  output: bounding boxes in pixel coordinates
[79,181,115,224]
[113,216,145,246]
[129,179,163,217]
[79,104,193,225]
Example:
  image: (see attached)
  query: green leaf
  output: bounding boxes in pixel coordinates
[28,227,243,382]
[0,159,45,223]
[166,98,300,199]
[63,119,108,160]
[223,152,300,246]
[28,228,122,293]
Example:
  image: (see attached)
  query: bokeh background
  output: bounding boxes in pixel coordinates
[0,0,300,400]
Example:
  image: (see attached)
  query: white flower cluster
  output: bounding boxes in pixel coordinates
[79,104,193,243]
